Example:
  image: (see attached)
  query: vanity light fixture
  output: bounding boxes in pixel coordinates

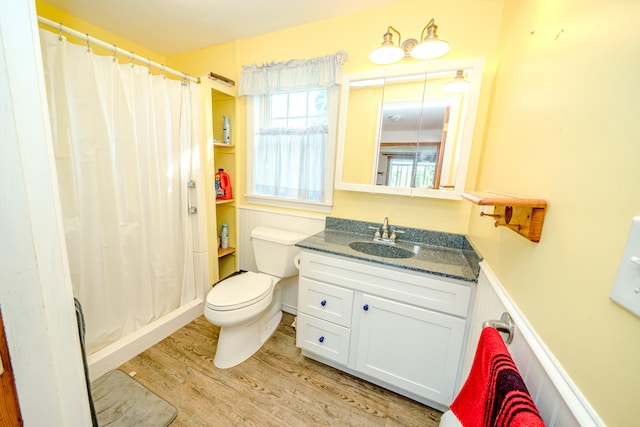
[444,69,470,92]
[369,19,450,65]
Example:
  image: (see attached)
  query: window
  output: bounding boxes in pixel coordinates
[387,157,436,188]
[239,52,346,212]
[247,88,337,211]
[270,90,327,128]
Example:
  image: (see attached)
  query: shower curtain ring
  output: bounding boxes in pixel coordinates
[112,45,118,62]
[58,23,63,41]
[162,65,166,79]
[130,51,135,68]
[85,33,91,52]
[148,59,152,75]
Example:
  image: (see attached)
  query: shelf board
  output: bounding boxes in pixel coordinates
[462,191,547,242]
[215,198,234,205]
[213,142,235,148]
[217,247,236,258]
[461,191,547,208]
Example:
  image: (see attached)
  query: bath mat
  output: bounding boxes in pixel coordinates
[91,370,177,426]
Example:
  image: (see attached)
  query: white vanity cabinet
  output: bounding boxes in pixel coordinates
[296,250,474,410]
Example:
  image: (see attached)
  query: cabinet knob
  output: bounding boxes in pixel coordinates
[320,300,327,307]
[363,304,369,311]
[318,336,325,343]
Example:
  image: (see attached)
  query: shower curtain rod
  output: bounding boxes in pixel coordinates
[38,16,200,84]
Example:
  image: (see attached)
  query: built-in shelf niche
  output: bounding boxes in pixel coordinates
[462,191,547,242]
[203,73,239,283]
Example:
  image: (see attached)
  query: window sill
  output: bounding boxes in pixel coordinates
[245,194,332,213]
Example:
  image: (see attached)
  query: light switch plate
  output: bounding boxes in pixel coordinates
[610,216,640,317]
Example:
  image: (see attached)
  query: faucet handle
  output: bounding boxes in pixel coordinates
[390,228,404,241]
[368,226,381,239]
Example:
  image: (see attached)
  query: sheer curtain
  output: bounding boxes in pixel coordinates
[240,52,346,206]
[253,126,328,201]
[39,29,201,353]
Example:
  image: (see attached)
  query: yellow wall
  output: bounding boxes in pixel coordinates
[342,85,384,184]
[37,1,166,72]
[169,1,639,423]
[168,0,505,234]
[38,0,640,423]
[467,0,640,424]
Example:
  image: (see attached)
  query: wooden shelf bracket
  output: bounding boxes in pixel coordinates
[462,192,547,242]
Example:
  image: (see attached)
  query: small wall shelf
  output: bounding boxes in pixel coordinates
[215,198,234,205]
[462,192,547,242]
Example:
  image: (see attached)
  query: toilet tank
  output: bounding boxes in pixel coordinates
[251,226,309,278]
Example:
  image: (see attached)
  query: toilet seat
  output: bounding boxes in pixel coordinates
[206,272,272,311]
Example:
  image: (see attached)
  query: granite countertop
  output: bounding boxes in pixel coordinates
[296,217,482,283]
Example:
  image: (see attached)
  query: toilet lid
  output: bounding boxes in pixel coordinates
[206,272,272,311]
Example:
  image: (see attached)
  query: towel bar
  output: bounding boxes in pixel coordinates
[482,312,514,344]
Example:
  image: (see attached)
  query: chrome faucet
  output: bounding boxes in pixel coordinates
[369,217,402,244]
[381,217,390,239]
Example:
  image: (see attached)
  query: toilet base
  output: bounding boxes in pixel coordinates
[212,284,283,369]
[214,309,283,369]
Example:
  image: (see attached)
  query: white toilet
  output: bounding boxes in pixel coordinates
[204,226,308,369]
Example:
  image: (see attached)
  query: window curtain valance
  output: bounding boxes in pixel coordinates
[239,51,348,96]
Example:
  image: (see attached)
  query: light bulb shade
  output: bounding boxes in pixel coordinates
[369,45,405,64]
[444,79,470,92]
[444,70,470,92]
[370,20,450,64]
[410,39,450,60]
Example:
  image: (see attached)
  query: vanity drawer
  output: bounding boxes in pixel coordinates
[298,277,354,327]
[296,313,350,365]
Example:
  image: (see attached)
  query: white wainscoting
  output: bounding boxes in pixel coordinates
[460,261,604,426]
[237,206,325,313]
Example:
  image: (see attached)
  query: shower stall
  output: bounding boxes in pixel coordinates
[38,21,209,379]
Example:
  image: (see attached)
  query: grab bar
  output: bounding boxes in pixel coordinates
[482,312,515,344]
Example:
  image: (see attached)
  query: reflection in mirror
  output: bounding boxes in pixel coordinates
[335,58,484,199]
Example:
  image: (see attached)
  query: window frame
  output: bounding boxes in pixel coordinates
[386,154,438,188]
[245,86,338,213]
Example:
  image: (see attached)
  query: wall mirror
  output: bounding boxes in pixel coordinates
[335,58,484,199]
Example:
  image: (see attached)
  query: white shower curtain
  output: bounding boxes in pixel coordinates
[39,29,201,353]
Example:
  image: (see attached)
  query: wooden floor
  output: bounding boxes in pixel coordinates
[119,312,443,426]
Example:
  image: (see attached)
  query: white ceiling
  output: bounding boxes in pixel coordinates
[44,0,400,56]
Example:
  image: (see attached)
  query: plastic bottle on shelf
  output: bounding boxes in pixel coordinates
[220,222,229,249]
[223,115,231,144]
[215,169,232,200]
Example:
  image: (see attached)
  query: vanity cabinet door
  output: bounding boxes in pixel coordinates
[354,294,465,406]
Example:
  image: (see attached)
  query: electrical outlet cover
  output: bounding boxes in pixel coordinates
[610,216,640,317]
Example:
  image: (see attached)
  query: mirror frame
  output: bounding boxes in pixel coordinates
[334,57,485,200]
